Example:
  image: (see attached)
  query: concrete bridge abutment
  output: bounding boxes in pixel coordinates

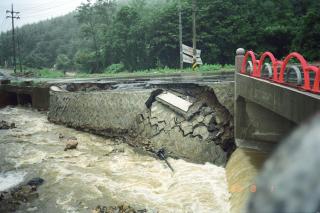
[227,48,320,213]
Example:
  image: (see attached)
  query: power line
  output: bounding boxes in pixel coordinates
[0,17,6,28]
[3,20,12,33]
[18,0,80,11]
[21,1,82,19]
[19,0,81,14]
[0,18,7,33]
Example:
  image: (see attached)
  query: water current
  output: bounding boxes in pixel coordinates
[0,107,230,213]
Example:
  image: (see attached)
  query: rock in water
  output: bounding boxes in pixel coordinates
[0,120,15,130]
[58,133,65,139]
[64,137,78,151]
[27,178,44,186]
[92,204,146,213]
[0,178,44,212]
[246,114,320,213]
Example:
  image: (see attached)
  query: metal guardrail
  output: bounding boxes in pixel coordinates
[240,51,320,94]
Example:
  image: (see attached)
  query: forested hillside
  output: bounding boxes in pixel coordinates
[0,0,319,73]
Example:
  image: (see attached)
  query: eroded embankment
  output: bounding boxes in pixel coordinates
[130,86,234,166]
[0,107,231,212]
[48,82,235,166]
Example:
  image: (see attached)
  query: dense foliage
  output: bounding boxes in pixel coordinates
[0,0,319,73]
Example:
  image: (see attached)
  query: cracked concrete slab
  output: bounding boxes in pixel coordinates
[156,92,192,113]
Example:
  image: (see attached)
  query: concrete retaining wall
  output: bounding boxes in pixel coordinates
[209,81,234,116]
[0,85,49,110]
[48,90,152,135]
[48,83,235,165]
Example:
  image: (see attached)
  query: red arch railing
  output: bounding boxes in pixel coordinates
[240,51,320,94]
[241,51,259,77]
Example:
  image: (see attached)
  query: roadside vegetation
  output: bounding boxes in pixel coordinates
[75,64,234,78]
[0,0,319,75]
[12,68,65,78]
[10,64,234,78]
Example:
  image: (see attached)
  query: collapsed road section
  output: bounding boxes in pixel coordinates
[48,80,235,166]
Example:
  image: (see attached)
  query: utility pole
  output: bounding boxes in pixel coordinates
[6,4,20,73]
[178,0,183,69]
[192,0,197,64]
[17,32,23,72]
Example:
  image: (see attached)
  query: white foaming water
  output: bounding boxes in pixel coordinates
[0,107,231,212]
[0,171,27,191]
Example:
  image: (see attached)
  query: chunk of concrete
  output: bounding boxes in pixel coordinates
[156,92,192,113]
[193,126,210,140]
[215,112,229,125]
[203,114,213,126]
[196,115,205,123]
[186,101,205,120]
[180,121,193,136]
[50,86,65,92]
[201,107,214,116]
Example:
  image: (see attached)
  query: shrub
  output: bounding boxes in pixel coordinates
[104,63,125,73]
[37,69,65,78]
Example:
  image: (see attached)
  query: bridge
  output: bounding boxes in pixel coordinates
[227,48,320,213]
[234,48,320,150]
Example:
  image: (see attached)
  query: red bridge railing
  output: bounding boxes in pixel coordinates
[240,51,320,94]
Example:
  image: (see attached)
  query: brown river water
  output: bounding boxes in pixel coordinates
[0,107,231,213]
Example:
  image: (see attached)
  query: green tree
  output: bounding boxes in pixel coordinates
[1,0,320,71]
[56,54,71,73]
[74,50,96,72]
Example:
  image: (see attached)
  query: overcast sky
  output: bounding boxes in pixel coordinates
[0,0,91,33]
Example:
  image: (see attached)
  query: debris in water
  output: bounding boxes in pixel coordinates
[157,148,174,172]
[92,204,147,213]
[0,120,15,130]
[58,133,65,139]
[27,177,45,187]
[64,137,78,151]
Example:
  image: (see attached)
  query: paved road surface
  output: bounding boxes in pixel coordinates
[0,68,234,85]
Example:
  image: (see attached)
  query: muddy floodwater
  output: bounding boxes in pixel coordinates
[0,107,230,213]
